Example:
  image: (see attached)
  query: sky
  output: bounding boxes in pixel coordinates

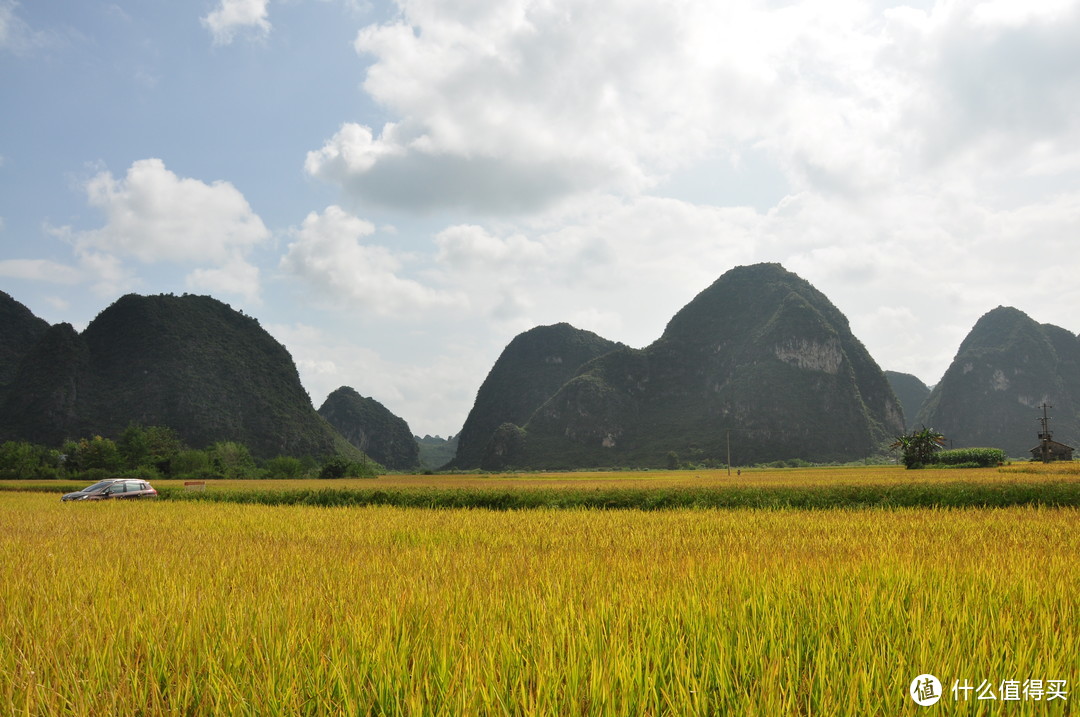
[2,0,1080,437]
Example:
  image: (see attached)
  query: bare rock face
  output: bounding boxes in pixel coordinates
[774,338,844,374]
[472,263,904,469]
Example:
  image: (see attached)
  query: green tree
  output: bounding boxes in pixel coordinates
[208,441,257,479]
[119,424,185,475]
[0,441,60,479]
[262,455,306,479]
[319,456,377,479]
[890,426,946,469]
[76,436,124,473]
[172,449,211,479]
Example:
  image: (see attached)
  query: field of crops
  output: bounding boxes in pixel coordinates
[2,484,1077,715]
[6,464,1080,511]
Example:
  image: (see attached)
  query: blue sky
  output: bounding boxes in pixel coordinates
[3,0,1080,436]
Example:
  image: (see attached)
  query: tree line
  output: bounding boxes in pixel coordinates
[0,424,377,481]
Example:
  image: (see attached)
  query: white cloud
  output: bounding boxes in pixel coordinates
[426,195,761,345]
[280,205,465,316]
[0,227,138,298]
[306,0,1080,220]
[265,322,489,437]
[53,158,270,301]
[0,2,11,48]
[187,253,261,304]
[0,259,82,285]
[80,158,268,263]
[75,249,138,298]
[202,0,271,45]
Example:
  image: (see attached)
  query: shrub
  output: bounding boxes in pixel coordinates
[262,455,307,479]
[319,456,377,479]
[0,441,61,479]
[208,442,258,479]
[119,424,185,476]
[171,449,211,479]
[931,448,1006,468]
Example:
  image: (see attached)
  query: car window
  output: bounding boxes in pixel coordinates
[107,484,125,494]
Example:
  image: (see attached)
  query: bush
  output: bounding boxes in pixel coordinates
[119,424,185,476]
[932,448,1006,468]
[319,456,377,479]
[171,449,211,479]
[0,441,61,479]
[262,455,307,479]
[208,442,258,479]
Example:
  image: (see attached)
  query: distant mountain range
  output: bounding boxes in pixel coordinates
[416,434,458,471]
[3,271,1074,468]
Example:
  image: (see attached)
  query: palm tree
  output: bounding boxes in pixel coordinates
[890,426,946,468]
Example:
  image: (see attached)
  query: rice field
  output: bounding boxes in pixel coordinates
[9,462,1080,497]
[2,489,1076,715]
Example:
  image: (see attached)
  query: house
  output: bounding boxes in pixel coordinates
[1030,438,1074,462]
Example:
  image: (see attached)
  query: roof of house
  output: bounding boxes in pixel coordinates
[1029,439,1075,453]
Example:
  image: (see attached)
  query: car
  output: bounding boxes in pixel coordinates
[61,478,158,502]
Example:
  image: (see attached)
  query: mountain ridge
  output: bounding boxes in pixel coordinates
[318,386,420,470]
[916,306,1080,456]
[0,293,365,461]
[469,263,905,469]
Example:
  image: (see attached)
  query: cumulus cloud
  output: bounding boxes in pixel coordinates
[202,0,271,45]
[9,223,140,298]
[307,0,1080,217]
[426,195,761,344]
[80,158,268,263]
[53,158,270,300]
[280,205,465,316]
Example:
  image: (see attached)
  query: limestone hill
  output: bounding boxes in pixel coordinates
[475,264,904,468]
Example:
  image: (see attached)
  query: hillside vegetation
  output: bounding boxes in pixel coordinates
[473,264,904,469]
[318,387,419,470]
[917,306,1080,456]
[0,294,365,462]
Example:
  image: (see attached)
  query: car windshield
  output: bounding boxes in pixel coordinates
[81,481,114,493]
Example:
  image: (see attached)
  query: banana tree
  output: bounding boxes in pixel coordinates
[890,426,946,468]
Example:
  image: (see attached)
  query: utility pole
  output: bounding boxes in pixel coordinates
[726,428,731,476]
[1038,403,1053,463]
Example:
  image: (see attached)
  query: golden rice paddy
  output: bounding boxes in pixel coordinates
[2,473,1077,715]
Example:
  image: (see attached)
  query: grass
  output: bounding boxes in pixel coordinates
[1,493,1076,715]
[5,464,1080,510]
